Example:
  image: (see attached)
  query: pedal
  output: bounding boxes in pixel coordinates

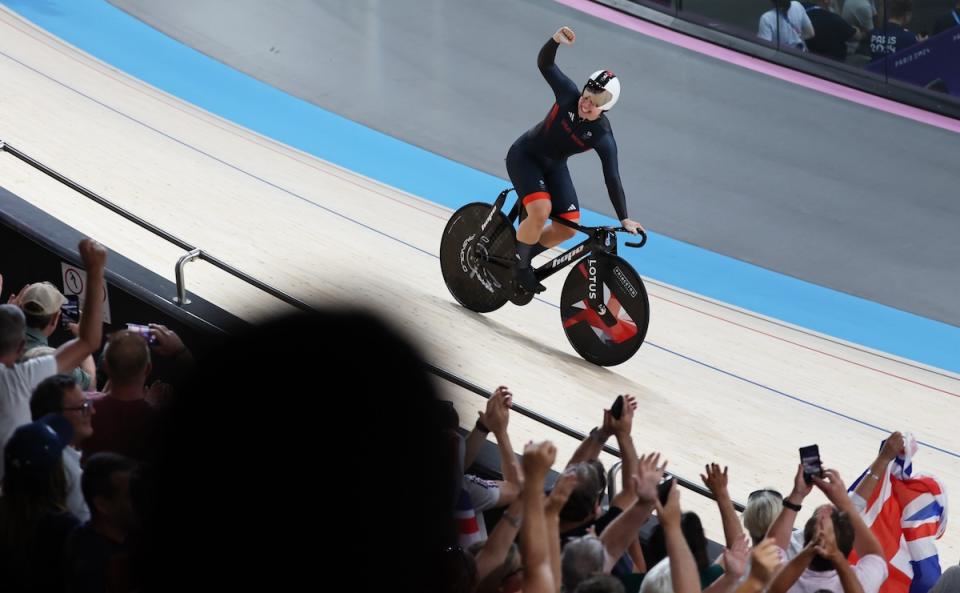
[509,291,535,306]
[508,283,536,306]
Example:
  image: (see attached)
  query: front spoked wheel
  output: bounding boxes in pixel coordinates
[560,254,649,366]
[439,202,516,313]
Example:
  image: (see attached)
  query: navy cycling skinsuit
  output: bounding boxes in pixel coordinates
[506,39,629,223]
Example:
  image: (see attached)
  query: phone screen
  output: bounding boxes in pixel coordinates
[799,445,822,484]
[60,294,80,324]
[126,323,158,346]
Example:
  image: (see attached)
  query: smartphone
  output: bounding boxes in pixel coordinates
[126,323,159,346]
[611,395,625,420]
[657,477,674,505]
[799,445,823,484]
[59,294,80,326]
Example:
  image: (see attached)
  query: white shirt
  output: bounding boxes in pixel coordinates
[778,547,888,593]
[0,355,58,479]
[63,445,90,522]
[759,1,815,49]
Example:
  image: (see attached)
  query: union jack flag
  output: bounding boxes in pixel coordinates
[849,433,948,593]
[455,488,482,548]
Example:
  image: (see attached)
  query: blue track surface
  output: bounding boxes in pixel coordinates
[3,0,958,373]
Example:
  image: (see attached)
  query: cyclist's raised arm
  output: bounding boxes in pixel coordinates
[537,28,580,102]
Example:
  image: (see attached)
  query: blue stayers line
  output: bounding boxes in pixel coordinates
[1,1,956,457]
[3,0,959,374]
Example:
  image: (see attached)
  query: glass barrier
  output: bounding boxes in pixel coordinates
[619,0,960,104]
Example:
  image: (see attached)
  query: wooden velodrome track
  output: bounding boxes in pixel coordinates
[0,8,957,556]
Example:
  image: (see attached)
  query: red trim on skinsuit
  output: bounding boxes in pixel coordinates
[522,191,551,206]
[557,211,581,221]
[544,103,560,132]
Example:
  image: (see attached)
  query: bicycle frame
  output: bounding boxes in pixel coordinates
[477,188,646,307]
[531,218,617,282]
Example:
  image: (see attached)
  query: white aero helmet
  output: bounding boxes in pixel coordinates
[584,70,621,111]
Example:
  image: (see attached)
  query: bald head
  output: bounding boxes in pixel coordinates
[104,330,151,384]
[0,304,26,358]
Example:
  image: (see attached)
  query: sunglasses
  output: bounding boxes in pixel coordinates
[748,488,783,501]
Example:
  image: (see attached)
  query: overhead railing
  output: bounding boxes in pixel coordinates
[0,139,744,512]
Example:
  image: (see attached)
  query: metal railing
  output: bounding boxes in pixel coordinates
[0,139,744,512]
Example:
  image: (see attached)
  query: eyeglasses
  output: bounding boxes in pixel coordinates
[748,489,783,501]
[62,399,93,415]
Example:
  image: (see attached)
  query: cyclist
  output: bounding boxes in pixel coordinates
[507,26,644,294]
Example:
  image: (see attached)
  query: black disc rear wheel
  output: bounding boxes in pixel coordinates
[440,203,516,313]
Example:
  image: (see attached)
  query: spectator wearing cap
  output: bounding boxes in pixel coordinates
[31,374,96,522]
[0,414,80,591]
[18,281,96,391]
[0,238,107,480]
[64,452,139,593]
